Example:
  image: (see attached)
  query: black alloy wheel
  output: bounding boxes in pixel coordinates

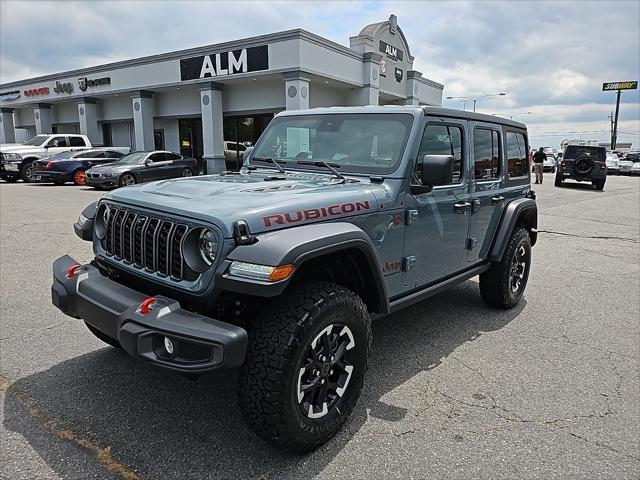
[296,323,357,419]
[181,168,193,177]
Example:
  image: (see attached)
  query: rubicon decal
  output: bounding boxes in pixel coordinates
[263,201,370,227]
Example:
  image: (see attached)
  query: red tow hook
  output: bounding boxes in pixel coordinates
[140,297,157,315]
[66,264,82,278]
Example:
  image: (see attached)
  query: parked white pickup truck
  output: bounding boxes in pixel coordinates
[1,134,92,182]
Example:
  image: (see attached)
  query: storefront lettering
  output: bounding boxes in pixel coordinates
[24,87,50,97]
[54,81,74,94]
[78,76,111,91]
[379,40,404,61]
[180,45,269,81]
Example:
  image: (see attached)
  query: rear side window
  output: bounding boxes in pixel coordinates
[473,128,500,180]
[68,137,86,147]
[83,151,106,158]
[415,124,464,185]
[106,151,124,158]
[505,132,528,178]
[165,153,182,161]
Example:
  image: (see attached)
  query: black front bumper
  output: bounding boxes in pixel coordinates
[51,255,247,373]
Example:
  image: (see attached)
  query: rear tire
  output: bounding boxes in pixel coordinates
[181,167,194,177]
[480,226,531,309]
[555,175,563,187]
[239,281,371,453]
[84,322,122,349]
[594,179,605,190]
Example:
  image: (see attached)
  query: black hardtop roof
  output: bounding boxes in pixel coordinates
[423,107,527,129]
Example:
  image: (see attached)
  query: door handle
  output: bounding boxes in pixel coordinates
[491,195,505,204]
[453,201,471,213]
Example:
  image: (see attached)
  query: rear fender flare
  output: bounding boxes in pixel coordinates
[216,222,389,314]
[489,198,537,262]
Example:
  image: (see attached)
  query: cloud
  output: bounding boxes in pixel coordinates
[1,0,638,148]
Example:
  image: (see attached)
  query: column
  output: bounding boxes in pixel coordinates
[348,53,380,106]
[78,98,100,145]
[404,71,422,106]
[34,104,52,134]
[131,91,155,151]
[283,71,310,110]
[200,82,225,174]
[0,108,15,144]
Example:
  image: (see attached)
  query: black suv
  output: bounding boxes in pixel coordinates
[555,145,607,190]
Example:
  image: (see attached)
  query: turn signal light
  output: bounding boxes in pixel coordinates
[269,264,295,282]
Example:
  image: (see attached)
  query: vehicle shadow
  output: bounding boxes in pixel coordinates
[556,182,601,191]
[3,280,524,479]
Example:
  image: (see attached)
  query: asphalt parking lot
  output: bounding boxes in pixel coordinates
[1,173,639,480]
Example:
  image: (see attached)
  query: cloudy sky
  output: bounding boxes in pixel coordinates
[1,0,639,148]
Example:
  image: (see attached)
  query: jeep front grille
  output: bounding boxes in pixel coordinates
[102,206,198,282]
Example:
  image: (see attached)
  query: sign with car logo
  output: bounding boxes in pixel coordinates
[78,76,111,91]
[180,46,269,81]
[0,90,20,101]
[602,81,637,91]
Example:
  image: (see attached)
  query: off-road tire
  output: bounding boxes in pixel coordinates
[239,282,372,453]
[20,160,35,182]
[554,174,563,187]
[84,321,122,349]
[593,180,605,191]
[479,226,531,309]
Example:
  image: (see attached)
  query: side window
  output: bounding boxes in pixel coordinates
[49,136,68,148]
[148,153,165,162]
[165,153,182,161]
[473,128,500,180]
[107,151,123,158]
[68,137,86,147]
[505,132,528,178]
[415,124,464,185]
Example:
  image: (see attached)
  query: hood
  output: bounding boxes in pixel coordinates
[0,144,41,153]
[104,172,386,237]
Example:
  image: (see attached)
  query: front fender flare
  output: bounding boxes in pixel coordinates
[216,222,389,314]
[489,198,537,262]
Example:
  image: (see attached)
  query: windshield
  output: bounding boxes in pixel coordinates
[23,135,50,146]
[250,113,414,174]
[115,152,147,165]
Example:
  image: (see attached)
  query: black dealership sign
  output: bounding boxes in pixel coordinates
[379,40,403,61]
[602,81,637,91]
[180,45,269,81]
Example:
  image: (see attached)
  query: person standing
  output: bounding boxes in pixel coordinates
[533,147,546,184]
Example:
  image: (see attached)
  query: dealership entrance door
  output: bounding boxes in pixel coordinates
[223,114,273,170]
[179,118,204,171]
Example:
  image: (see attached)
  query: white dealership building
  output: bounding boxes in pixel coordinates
[0,15,443,172]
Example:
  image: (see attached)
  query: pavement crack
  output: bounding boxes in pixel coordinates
[537,229,639,243]
[566,431,640,462]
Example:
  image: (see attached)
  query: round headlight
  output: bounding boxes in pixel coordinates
[94,204,110,240]
[199,229,218,265]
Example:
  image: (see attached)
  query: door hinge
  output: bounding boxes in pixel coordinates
[466,238,478,250]
[402,256,416,271]
[405,209,418,225]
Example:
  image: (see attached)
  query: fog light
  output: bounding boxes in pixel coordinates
[164,336,174,355]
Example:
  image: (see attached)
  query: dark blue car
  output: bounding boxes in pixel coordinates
[33,149,125,185]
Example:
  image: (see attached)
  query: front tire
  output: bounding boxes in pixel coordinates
[480,226,532,309]
[119,173,136,187]
[20,161,35,182]
[239,282,372,453]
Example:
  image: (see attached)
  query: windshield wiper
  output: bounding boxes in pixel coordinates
[297,160,345,182]
[252,156,286,174]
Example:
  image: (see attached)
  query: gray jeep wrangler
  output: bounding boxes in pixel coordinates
[51,106,537,452]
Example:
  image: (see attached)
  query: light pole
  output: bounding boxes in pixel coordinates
[446,92,507,112]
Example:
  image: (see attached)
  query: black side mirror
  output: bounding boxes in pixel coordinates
[411,155,454,195]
